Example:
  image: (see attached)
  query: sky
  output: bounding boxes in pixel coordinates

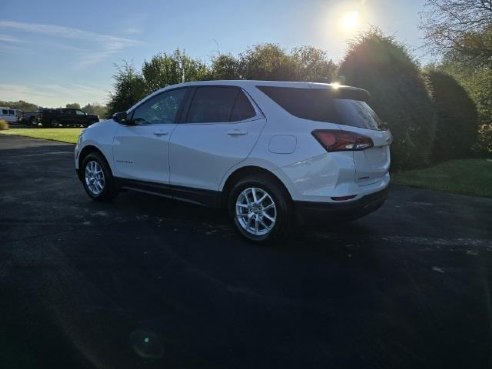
[0,0,430,108]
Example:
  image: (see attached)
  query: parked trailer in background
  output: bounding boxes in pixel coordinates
[0,107,19,123]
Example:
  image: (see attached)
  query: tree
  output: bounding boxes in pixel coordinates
[435,51,492,156]
[291,46,337,82]
[108,51,210,115]
[66,103,81,109]
[210,54,241,80]
[437,52,492,126]
[209,45,337,82]
[420,0,492,66]
[424,70,478,161]
[107,62,146,115]
[239,44,298,80]
[142,52,182,93]
[142,49,209,93]
[0,100,38,112]
[339,28,437,169]
[81,103,108,119]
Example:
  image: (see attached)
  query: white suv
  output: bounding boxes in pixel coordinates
[75,80,391,242]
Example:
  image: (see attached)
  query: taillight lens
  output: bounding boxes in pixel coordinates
[312,130,374,152]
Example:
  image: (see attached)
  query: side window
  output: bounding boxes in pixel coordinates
[75,110,85,116]
[132,88,187,125]
[187,86,239,123]
[8,109,15,115]
[258,86,339,123]
[230,91,256,121]
[2,109,7,115]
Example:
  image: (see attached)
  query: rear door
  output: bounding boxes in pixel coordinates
[169,86,266,191]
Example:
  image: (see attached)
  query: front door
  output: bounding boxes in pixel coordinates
[112,87,189,184]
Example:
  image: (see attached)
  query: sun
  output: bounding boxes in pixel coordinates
[339,10,359,32]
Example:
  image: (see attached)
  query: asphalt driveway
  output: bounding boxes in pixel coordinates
[1,134,491,369]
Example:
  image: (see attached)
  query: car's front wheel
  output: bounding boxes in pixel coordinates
[228,175,292,243]
[81,152,118,201]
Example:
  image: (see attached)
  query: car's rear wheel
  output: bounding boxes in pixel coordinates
[228,175,292,243]
[81,152,118,202]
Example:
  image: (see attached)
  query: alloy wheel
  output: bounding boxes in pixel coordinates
[85,160,105,196]
[235,187,277,236]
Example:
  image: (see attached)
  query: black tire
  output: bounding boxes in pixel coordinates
[50,119,59,127]
[81,152,118,202]
[228,174,292,243]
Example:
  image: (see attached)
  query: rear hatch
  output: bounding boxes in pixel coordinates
[332,99,392,185]
[257,85,392,185]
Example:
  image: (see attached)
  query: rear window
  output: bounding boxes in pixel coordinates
[258,86,382,130]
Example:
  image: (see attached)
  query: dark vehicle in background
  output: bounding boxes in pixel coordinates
[20,111,38,125]
[34,108,99,127]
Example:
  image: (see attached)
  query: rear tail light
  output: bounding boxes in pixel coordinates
[312,129,373,152]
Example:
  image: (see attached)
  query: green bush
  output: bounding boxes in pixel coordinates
[473,123,492,155]
[424,70,478,161]
[0,119,9,130]
[339,29,437,170]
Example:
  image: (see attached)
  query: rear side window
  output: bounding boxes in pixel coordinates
[258,86,381,130]
[258,86,339,123]
[231,91,256,121]
[186,86,256,123]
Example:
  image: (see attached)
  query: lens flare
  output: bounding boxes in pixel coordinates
[339,10,359,32]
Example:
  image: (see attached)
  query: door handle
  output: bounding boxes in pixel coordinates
[227,129,248,136]
[153,131,169,136]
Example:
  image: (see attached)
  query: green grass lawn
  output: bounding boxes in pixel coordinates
[393,159,492,198]
[0,128,82,144]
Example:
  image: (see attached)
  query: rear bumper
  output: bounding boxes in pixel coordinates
[295,187,389,225]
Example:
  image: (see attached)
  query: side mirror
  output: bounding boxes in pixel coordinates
[112,111,129,124]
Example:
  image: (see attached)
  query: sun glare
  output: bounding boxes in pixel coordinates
[339,10,359,32]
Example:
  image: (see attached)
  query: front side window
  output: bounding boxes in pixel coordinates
[76,110,86,116]
[132,88,187,125]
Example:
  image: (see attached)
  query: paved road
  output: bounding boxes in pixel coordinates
[1,134,491,369]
